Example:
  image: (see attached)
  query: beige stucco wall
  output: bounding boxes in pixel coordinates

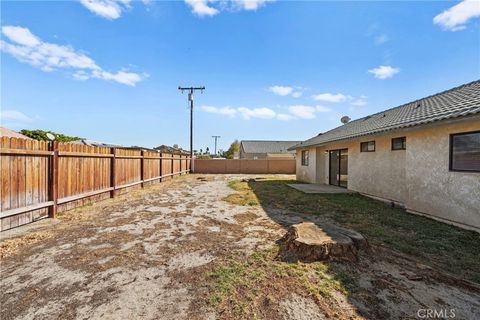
[405,120,480,229]
[295,147,317,183]
[296,116,480,230]
[316,133,407,203]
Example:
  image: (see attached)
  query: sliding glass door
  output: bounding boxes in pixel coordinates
[329,149,348,188]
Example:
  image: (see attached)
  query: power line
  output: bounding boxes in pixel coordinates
[212,135,221,155]
[178,86,205,169]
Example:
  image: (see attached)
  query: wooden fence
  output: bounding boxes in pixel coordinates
[0,137,190,231]
[193,159,296,174]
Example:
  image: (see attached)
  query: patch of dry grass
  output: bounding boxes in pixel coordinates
[224,178,480,283]
[207,245,352,319]
[0,231,53,258]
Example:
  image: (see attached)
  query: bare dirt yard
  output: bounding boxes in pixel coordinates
[1,174,479,320]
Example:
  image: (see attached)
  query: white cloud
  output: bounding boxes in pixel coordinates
[433,0,480,31]
[234,0,274,11]
[351,99,367,107]
[316,105,331,112]
[185,0,273,16]
[0,109,33,123]
[269,85,293,96]
[0,109,34,129]
[238,107,276,119]
[1,26,40,47]
[201,105,237,116]
[72,70,90,81]
[368,65,400,80]
[276,113,294,121]
[291,91,303,98]
[1,25,143,86]
[269,85,304,98]
[288,105,331,119]
[374,34,389,45]
[288,105,317,119]
[92,70,143,86]
[79,0,132,20]
[366,24,389,46]
[185,0,219,17]
[312,93,347,103]
[351,95,367,106]
[201,102,330,121]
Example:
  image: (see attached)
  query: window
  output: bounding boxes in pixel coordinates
[392,137,406,150]
[301,150,309,166]
[450,131,480,172]
[360,141,375,152]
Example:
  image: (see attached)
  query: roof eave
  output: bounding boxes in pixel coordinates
[291,112,480,150]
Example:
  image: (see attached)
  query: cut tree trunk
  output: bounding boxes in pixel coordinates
[281,222,368,262]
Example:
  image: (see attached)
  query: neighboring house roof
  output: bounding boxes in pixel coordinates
[153,144,189,154]
[0,127,32,139]
[241,140,301,154]
[70,139,123,148]
[291,80,480,150]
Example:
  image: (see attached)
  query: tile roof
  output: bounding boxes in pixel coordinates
[291,80,480,150]
[0,127,32,139]
[70,139,123,148]
[241,140,301,154]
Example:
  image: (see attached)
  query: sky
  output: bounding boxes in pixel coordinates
[1,0,479,152]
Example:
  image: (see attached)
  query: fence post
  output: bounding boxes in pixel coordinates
[159,152,163,182]
[140,149,145,188]
[110,148,116,198]
[171,154,174,177]
[48,141,59,218]
[180,155,184,175]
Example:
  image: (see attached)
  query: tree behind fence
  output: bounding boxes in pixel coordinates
[0,137,191,231]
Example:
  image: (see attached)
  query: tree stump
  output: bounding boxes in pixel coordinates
[280,222,368,262]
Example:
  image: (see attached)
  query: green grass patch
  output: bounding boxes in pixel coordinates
[224,179,480,283]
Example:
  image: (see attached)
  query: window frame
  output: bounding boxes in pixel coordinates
[360,141,376,152]
[449,130,480,173]
[301,150,309,166]
[391,137,406,151]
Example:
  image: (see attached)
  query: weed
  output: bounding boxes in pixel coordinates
[224,178,480,283]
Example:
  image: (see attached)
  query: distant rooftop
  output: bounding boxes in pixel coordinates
[291,80,480,150]
[241,140,301,154]
[70,139,123,148]
[0,127,32,140]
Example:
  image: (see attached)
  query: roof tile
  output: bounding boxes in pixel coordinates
[292,80,480,149]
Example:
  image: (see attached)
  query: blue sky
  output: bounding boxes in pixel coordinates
[1,0,479,152]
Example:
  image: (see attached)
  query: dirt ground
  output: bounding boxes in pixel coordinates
[1,174,479,320]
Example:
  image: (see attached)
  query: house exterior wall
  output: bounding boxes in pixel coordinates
[405,120,480,229]
[296,117,480,230]
[314,132,407,204]
[295,147,317,183]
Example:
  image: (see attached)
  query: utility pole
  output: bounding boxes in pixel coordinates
[212,135,221,156]
[178,86,205,171]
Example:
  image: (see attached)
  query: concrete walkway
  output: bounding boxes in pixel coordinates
[287,183,355,194]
